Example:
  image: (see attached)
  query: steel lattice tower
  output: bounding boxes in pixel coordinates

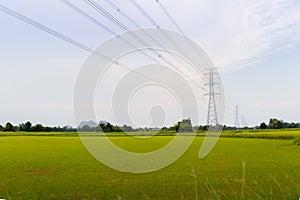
[235,105,240,129]
[204,68,220,126]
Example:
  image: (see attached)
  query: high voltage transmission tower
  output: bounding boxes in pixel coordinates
[204,68,220,126]
[241,114,248,128]
[235,105,240,129]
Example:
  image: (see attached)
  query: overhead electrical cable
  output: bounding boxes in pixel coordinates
[0,3,205,100]
[83,0,202,87]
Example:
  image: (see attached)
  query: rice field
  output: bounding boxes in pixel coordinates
[0,131,299,199]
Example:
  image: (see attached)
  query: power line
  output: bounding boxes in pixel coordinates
[85,0,128,32]
[123,0,234,128]
[1,3,221,124]
[85,0,193,78]
[84,0,157,50]
[155,0,212,70]
[84,0,169,60]
[104,0,141,28]
[128,1,208,87]
[0,4,168,80]
[128,0,159,28]
[128,0,191,62]
[83,0,203,88]
[127,0,208,86]
[61,0,162,64]
[103,0,170,54]
[0,5,93,53]
[155,0,184,33]
[84,0,168,61]
[0,4,207,100]
[154,0,228,128]
[61,0,115,35]
[105,0,199,74]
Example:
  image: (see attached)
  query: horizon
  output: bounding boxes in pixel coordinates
[1,117,299,129]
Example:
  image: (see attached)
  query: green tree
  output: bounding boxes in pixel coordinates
[259,122,268,129]
[177,118,193,132]
[80,125,91,132]
[3,122,15,132]
[112,125,122,132]
[122,125,134,132]
[31,124,44,132]
[25,121,32,131]
[268,118,284,129]
[19,121,32,131]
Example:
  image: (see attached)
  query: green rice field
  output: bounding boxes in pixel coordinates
[0,131,299,199]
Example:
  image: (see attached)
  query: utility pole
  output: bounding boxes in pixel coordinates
[204,68,220,127]
[235,105,240,129]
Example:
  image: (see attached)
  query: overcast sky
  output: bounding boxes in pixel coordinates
[1,0,300,127]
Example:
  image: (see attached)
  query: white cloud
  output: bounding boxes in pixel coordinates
[221,0,299,68]
[165,0,300,70]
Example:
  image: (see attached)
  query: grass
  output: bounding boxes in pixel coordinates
[1,128,300,139]
[0,131,299,199]
[0,131,78,137]
[293,137,300,146]
[216,129,300,140]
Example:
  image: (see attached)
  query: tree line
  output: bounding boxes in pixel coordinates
[258,118,300,129]
[0,118,300,132]
[0,121,76,132]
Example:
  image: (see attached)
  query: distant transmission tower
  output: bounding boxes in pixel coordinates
[235,105,240,129]
[241,114,248,128]
[204,68,220,126]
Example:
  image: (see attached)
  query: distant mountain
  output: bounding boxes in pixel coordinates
[98,120,109,125]
[78,120,98,128]
[63,125,73,129]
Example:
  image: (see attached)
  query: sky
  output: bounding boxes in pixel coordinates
[0,0,300,127]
